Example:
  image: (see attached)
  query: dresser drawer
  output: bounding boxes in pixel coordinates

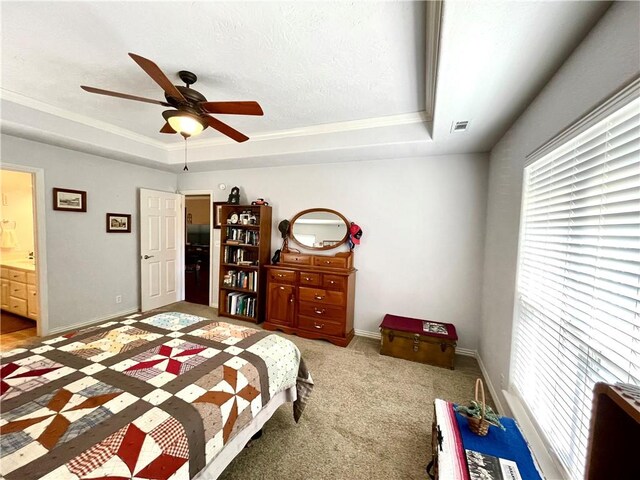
[27,272,37,285]
[1,268,8,280]
[8,297,28,317]
[313,256,347,269]
[299,302,345,322]
[8,269,27,283]
[281,253,312,265]
[9,281,27,300]
[299,272,321,287]
[323,275,345,291]
[299,287,345,306]
[269,269,296,283]
[298,315,344,337]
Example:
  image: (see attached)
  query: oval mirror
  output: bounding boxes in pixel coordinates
[290,208,349,250]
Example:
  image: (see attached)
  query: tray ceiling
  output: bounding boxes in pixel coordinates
[0,1,610,170]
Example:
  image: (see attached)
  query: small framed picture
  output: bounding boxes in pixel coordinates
[53,188,87,212]
[106,213,131,233]
[213,202,227,229]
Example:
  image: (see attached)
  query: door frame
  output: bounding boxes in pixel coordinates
[180,189,214,306]
[1,163,49,336]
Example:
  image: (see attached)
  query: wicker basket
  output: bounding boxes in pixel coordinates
[463,378,492,436]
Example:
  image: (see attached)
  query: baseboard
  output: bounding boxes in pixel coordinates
[47,308,139,335]
[475,351,505,415]
[354,329,381,340]
[455,347,475,357]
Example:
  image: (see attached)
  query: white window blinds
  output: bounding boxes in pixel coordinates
[511,97,640,480]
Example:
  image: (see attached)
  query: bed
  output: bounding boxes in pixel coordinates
[0,312,313,479]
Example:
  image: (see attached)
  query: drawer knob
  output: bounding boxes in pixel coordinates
[329,280,335,284]
[324,261,331,264]
[277,274,284,277]
[313,322,324,329]
[280,286,285,290]
[304,277,311,281]
[314,295,324,300]
[314,308,325,315]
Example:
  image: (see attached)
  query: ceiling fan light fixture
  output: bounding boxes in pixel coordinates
[162,110,205,137]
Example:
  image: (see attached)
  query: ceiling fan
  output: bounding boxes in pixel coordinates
[81,53,263,142]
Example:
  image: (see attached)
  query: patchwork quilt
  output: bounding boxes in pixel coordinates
[0,312,313,479]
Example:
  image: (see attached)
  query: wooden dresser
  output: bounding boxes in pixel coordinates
[263,251,356,347]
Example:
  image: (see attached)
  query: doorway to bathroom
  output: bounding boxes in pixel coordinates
[0,168,42,348]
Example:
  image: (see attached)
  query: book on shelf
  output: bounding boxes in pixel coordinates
[225,227,260,246]
[222,270,258,291]
[226,292,257,318]
[224,246,255,264]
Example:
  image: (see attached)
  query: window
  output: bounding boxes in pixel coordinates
[511,96,639,479]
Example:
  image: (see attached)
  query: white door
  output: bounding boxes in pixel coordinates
[140,188,183,311]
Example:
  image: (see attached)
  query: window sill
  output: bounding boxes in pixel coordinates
[502,389,566,480]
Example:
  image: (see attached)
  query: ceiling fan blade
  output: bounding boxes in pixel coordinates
[204,116,249,143]
[199,101,264,116]
[128,53,186,103]
[160,122,176,134]
[81,86,171,106]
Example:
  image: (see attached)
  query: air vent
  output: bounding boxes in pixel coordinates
[451,120,470,133]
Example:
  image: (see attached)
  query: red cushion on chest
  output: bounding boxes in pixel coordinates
[380,314,458,341]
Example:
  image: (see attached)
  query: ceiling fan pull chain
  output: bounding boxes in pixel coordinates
[183,137,189,172]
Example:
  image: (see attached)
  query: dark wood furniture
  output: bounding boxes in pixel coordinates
[263,251,356,347]
[585,382,640,479]
[380,314,457,369]
[185,244,209,305]
[217,204,271,323]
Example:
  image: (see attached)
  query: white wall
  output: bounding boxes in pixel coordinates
[179,153,489,350]
[1,134,177,332]
[480,1,640,412]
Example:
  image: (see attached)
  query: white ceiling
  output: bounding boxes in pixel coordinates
[0,1,610,170]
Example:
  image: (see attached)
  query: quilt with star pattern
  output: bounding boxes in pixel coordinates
[0,312,312,479]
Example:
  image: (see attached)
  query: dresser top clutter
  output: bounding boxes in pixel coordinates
[263,208,357,347]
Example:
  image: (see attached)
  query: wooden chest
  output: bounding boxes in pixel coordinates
[379,314,457,369]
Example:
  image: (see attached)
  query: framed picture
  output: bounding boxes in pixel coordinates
[53,188,87,212]
[213,202,227,229]
[106,213,131,233]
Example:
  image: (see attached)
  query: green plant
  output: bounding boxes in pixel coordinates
[456,401,506,431]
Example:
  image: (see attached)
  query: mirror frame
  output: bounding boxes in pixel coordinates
[289,208,350,251]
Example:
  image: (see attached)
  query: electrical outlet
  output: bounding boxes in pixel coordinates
[115,295,122,304]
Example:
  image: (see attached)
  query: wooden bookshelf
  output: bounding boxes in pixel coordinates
[218,205,271,323]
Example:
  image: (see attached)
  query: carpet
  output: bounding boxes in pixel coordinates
[0,311,36,334]
[153,302,495,480]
